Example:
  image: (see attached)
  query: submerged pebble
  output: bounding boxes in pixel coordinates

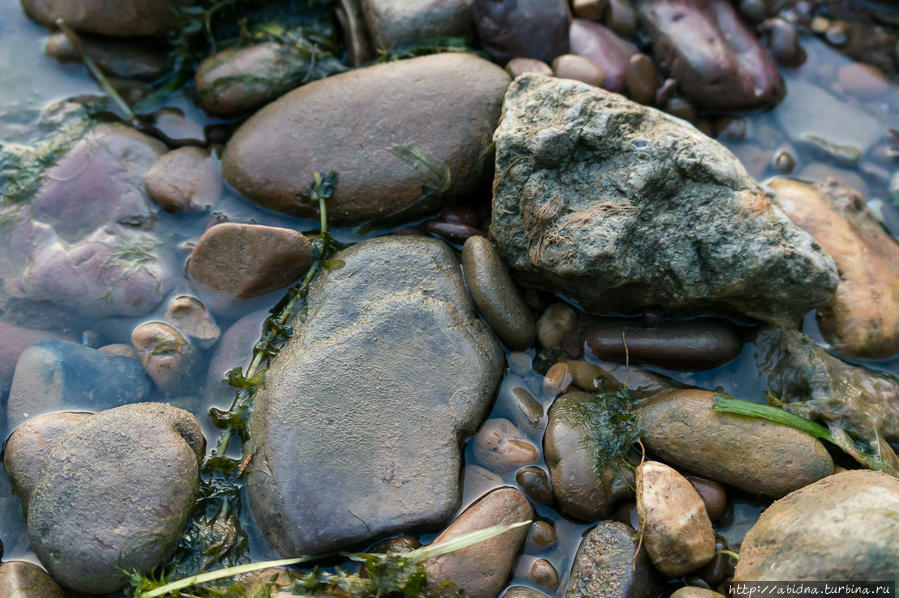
[131,322,200,396]
[472,418,539,472]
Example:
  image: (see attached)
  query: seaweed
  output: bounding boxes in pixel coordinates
[559,388,642,476]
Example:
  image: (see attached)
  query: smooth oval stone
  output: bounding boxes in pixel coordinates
[424,487,533,598]
[637,0,785,110]
[472,418,539,471]
[222,53,510,225]
[569,19,637,92]
[530,558,558,589]
[3,411,92,512]
[536,303,578,351]
[506,57,554,78]
[637,461,715,577]
[462,235,536,350]
[0,561,65,598]
[837,62,888,98]
[145,147,221,213]
[6,339,151,431]
[606,0,637,36]
[164,295,220,349]
[638,390,834,496]
[581,318,742,370]
[685,475,727,523]
[131,322,200,396]
[426,220,486,244]
[472,0,571,64]
[27,403,204,593]
[565,521,657,598]
[625,53,658,104]
[766,18,805,68]
[20,0,175,36]
[552,54,605,87]
[361,0,474,52]
[735,471,899,581]
[187,223,315,299]
[516,466,554,506]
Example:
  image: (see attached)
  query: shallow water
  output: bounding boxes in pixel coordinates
[1,0,898,593]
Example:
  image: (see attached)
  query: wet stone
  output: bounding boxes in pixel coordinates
[516,466,555,507]
[569,19,637,92]
[472,418,539,472]
[131,322,201,396]
[44,32,167,80]
[0,322,67,397]
[573,0,605,20]
[472,0,571,64]
[20,0,175,36]
[625,53,658,104]
[164,295,221,350]
[685,475,727,523]
[529,558,558,589]
[527,520,557,549]
[552,54,605,87]
[361,0,474,52]
[536,303,578,351]
[145,147,221,213]
[605,0,637,37]
[566,521,657,598]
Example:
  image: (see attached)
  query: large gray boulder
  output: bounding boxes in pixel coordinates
[490,75,839,326]
[245,236,503,556]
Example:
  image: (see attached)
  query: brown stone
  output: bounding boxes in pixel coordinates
[552,54,606,87]
[145,147,221,213]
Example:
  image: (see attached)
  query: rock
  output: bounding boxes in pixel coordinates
[543,362,573,396]
[423,487,533,598]
[527,520,557,548]
[735,471,899,581]
[145,147,221,213]
[246,237,503,556]
[473,418,538,471]
[605,0,637,37]
[552,54,605,87]
[3,411,92,512]
[638,389,834,496]
[20,0,175,36]
[187,223,315,299]
[572,0,605,20]
[685,475,727,523]
[505,58,553,78]
[472,0,571,64]
[637,0,784,110]
[0,561,65,598]
[516,466,554,506]
[529,558,558,589]
[754,327,899,475]
[490,75,839,326]
[506,588,550,598]
[6,340,151,431]
[837,63,888,98]
[544,391,635,521]
[426,220,485,243]
[505,386,543,431]
[581,317,742,370]
[222,53,509,225]
[569,19,637,92]
[203,309,267,406]
[195,42,346,117]
[335,0,374,67]
[462,235,536,350]
[0,322,66,396]
[164,295,221,349]
[765,18,805,68]
[131,322,201,396]
[636,460,715,577]
[536,303,578,351]
[27,403,203,593]
[769,177,899,358]
[44,32,167,79]
[672,588,724,598]
[624,53,657,104]
[361,0,474,51]
[565,521,657,598]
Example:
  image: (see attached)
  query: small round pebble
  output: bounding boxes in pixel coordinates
[543,362,573,396]
[552,54,606,87]
[536,303,578,350]
[686,475,728,522]
[472,418,539,471]
[517,466,555,506]
[529,558,559,589]
[527,520,557,548]
[605,0,637,37]
[625,53,658,104]
[773,149,796,173]
[505,57,554,78]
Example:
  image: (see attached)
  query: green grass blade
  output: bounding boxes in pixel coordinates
[141,557,317,597]
[405,520,532,562]
[713,394,833,442]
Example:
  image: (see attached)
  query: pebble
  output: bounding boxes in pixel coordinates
[505,58,554,78]
[143,108,205,147]
[164,295,221,349]
[529,558,558,589]
[569,19,638,92]
[636,461,716,577]
[441,205,483,227]
[825,20,849,46]
[472,418,539,472]
[685,475,727,523]
[0,561,65,598]
[565,520,658,598]
[605,0,637,37]
[361,0,474,52]
[625,53,658,104]
[526,520,557,548]
[837,63,889,98]
[543,362,573,396]
[536,303,578,350]
[572,0,606,20]
[773,149,796,173]
[98,343,139,359]
[462,236,536,350]
[509,386,544,430]
[767,19,805,67]
[516,466,555,506]
[472,0,571,64]
[0,322,67,396]
[738,0,768,23]
[131,322,200,396]
[187,223,314,299]
[552,54,606,87]
[665,96,698,121]
[672,588,725,598]
[426,220,486,244]
[44,32,167,80]
[145,147,221,213]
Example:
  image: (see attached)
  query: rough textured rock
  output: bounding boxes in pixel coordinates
[490,75,838,326]
[472,0,571,64]
[3,411,92,512]
[566,521,657,598]
[544,391,635,521]
[423,487,533,598]
[246,237,503,556]
[361,0,474,51]
[638,389,834,496]
[145,147,221,213]
[222,53,510,225]
[20,0,175,36]
[636,461,715,577]
[27,403,203,593]
[735,471,899,581]
[569,19,637,92]
[754,327,899,475]
[462,235,535,350]
[636,0,784,110]
[6,339,151,431]
[187,223,315,299]
[769,177,899,358]
[0,561,65,598]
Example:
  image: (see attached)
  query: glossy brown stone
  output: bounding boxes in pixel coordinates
[516,466,555,506]
[685,475,727,523]
[625,53,658,104]
[552,54,605,86]
[569,19,637,91]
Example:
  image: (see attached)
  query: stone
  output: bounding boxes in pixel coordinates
[3,411,92,512]
[573,0,606,20]
[245,237,503,556]
[44,32,167,80]
[6,339,151,431]
[20,0,175,36]
[637,0,784,110]
[569,19,637,92]
[837,63,888,98]
[516,466,554,506]
[672,588,725,598]
[735,471,899,581]
[361,0,474,52]
[195,41,346,117]
[335,0,374,67]
[222,53,510,225]
[769,177,899,358]
[529,558,558,589]
[544,391,635,521]
[0,322,66,396]
[472,418,538,472]
[505,58,554,78]
[187,223,314,299]
[164,295,220,349]
[507,588,550,598]
[423,487,533,598]
[0,561,65,598]
[145,147,221,213]
[638,389,834,496]
[27,403,203,593]
[636,461,715,577]
[536,303,577,350]
[685,475,727,523]
[624,53,657,104]
[98,343,138,359]
[472,0,571,64]
[754,327,899,475]
[527,520,557,548]
[552,54,605,87]
[605,0,637,37]
[203,309,267,407]
[490,75,839,326]
[565,521,657,598]
[462,235,536,350]
[131,322,201,396]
